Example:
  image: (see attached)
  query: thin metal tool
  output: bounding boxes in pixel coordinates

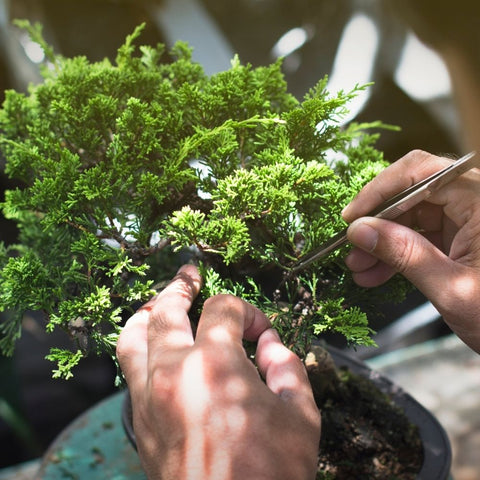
[292,151,478,272]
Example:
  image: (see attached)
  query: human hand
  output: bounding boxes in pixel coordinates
[342,150,480,353]
[116,265,320,480]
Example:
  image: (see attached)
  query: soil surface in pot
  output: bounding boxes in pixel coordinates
[306,346,423,480]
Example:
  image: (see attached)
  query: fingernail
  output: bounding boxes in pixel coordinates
[348,219,378,252]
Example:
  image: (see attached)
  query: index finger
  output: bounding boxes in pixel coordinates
[342,150,451,223]
[116,265,202,387]
[147,264,202,352]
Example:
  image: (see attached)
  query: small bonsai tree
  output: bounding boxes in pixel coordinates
[0,22,409,380]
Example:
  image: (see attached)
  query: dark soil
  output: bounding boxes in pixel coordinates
[306,346,423,480]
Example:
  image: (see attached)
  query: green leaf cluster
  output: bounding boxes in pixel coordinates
[0,22,409,378]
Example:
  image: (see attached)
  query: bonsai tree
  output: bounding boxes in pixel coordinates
[0,22,410,381]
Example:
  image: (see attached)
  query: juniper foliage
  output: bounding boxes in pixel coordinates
[0,22,410,379]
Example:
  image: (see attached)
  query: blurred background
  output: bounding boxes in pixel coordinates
[0,0,478,478]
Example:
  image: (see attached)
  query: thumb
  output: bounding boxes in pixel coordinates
[346,217,453,299]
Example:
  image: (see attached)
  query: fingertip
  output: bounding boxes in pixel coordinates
[347,218,379,253]
[243,307,271,341]
[153,264,202,307]
[175,264,203,293]
[256,328,289,371]
[351,261,396,287]
[341,203,354,223]
[344,246,378,272]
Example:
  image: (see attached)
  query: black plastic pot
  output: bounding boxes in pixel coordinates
[122,345,452,480]
[328,347,452,480]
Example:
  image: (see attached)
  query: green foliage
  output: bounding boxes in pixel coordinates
[0,21,410,379]
[45,349,83,380]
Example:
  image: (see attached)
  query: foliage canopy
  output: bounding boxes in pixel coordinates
[0,22,409,379]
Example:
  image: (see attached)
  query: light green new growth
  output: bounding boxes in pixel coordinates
[0,22,409,379]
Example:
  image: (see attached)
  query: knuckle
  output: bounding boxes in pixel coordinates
[148,365,178,403]
[204,293,242,311]
[404,148,430,159]
[401,149,431,166]
[387,231,419,274]
[400,149,438,177]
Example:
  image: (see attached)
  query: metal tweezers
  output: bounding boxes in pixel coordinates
[292,151,478,272]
